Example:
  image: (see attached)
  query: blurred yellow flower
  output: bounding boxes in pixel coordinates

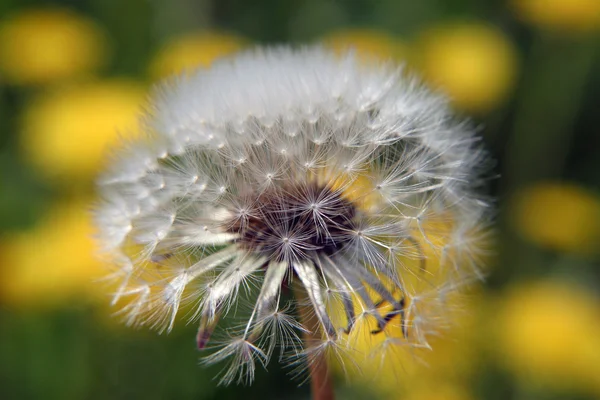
[0,8,108,85]
[0,199,104,307]
[149,31,246,80]
[322,29,409,63]
[337,297,481,398]
[417,22,518,113]
[511,182,600,255]
[494,280,600,394]
[511,0,600,33]
[20,80,146,183]
[402,383,474,400]
[330,221,488,398]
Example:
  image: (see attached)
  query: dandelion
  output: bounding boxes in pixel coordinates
[417,21,518,113]
[148,31,247,80]
[0,8,108,85]
[511,182,600,256]
[20,80,146,183]
[1,198,105,307]
[95,47,491,394]
[510,0,600,34]
[322,28,410,63]
[493,280,600,396]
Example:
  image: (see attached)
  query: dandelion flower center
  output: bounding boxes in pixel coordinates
[228,182,357,262]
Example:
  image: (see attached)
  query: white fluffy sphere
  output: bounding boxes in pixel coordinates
[95,47,491,385]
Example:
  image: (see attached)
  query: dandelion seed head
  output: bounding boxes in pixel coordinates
[95,46,491,385]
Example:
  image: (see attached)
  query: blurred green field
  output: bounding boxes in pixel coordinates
[0,0,599,399]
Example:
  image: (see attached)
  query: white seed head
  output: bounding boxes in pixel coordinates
[95,47,491,385]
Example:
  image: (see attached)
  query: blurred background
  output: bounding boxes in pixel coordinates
[0,0,599,399]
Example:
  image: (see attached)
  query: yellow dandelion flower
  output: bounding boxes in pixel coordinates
[336,293,483,398]
[511,182,600,255]
[329,219,489,397]
[148,31,246,80]
[0,8,108,85]
[403,383,475,400]
[0,199,104,307]
[494,280,600,395]
[322,28,410,63]
[20,80,146,183]
[418,22,518,113]
[511,0,600,33]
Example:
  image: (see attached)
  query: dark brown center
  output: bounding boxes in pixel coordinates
[227,182,357,262]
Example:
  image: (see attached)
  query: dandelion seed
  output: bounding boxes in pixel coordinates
[95,47,491,387]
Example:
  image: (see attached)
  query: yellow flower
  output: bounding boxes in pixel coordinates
[417,22,518,113]
[322,29,410,63]
[494,280,600,395]
[20,80,146,183]
[330,220,488,397]
[402,383,475,400]
[511,0,600,33]
[0,8,108,85]
[332,289,484,398]
[511,182,600,255]
[0,199,105,307]
[149,31,246,80]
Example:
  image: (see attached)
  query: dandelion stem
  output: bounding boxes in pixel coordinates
[293,283,335,400]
